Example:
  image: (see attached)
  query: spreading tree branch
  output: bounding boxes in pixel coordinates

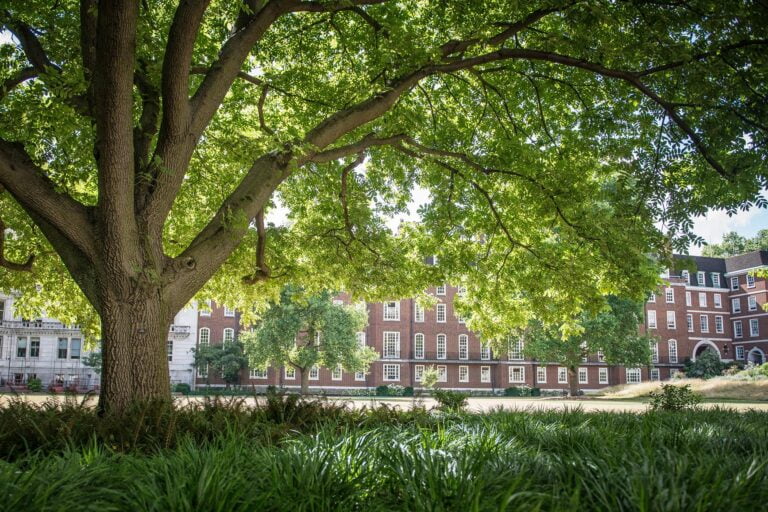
[0,216,35,272]
[242,208,271,284]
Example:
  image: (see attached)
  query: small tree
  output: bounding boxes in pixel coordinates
[241,286,377,394]
[82,351,103,375]
[523,296,652,396]
[192,342,249,389]
[683,350,724,379]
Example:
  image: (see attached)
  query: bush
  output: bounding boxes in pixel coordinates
[403,386,414,397]
[648,384,703,412]
[173,383,191,395]
[26,378,42,392]
[504,386,540,397]
[375,385,390,396]
[683,350,725,379]
[432,389,469,411]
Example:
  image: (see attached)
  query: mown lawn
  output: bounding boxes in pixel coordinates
[1,396,766,511]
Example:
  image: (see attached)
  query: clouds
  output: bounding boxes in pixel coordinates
[690,207,768,255]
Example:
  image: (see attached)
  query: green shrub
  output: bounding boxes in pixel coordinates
[683,350,725,379]
[403,386,414,397]
[26,378,42,392]
[173,383,191,395]
[648,384,703,412]
[432,389,469,411]
[375,385,389,397]
[505,387,522,396]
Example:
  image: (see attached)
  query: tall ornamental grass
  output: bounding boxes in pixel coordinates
[0,397,766,510]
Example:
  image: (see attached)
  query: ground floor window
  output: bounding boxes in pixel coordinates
[480,366,491,383]
[437,365,447,382]
[332,366,343,381]
[383,364,400,381]
[355,371,366,381]
[285,367,296,379]
[626,368,642,384]
[670,369,682,379]
[650,368,660,381]
[415,365,424,382]
[197,364,208,379]
[578,367,588,384]
[250,368,268,379]
[558,367,568,384]
[598,368,608,384]
[459,365,469,383]
[508,365,525,383]
[736,345,745,360]
[536,366,547,383]
[309,366,320,380]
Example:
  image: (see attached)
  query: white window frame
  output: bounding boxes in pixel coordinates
[198,327,210,346]
[732,298,741,313]
[698,292,707,308]
[481,366,491,383]
[309,366,319,380]
[414,333,425,359]
[711,273,721,287]
[598,368,608,384]
[285,367,296,379]
[508,365,525,383]
[700,315,709,333]
[480,345,491,360]
[458,334,469,360]
[355,371,366,381]
[597,350,605,362]
[436,284,447,295]
[414,364,424,382]
[459,365,469,383]
[536,366,547,383]
[681,270,690,284]
[665,288,674,303]
[223,328,234,344]
[383,363,400,381]
[714,294,722,308]
[750,318,759,337]
[668,340,678,363]
[437,365,447,382]
[557,367,568,384]
[685,292,692,307]
[650,368,661,381]
[250,368,268,379]
[626,368,642,384]
[687,314,694,332]
[651,342,659,363]
[736,345,745,360]
[383,331,400,359]
[414,303,425,322]
[197,364,208,379]
[224,306,235,317]
[731,276,739,291]
[436,303,447,323]
[747,274,756,289]
[697,271,706,286]
[647,292,656,303]
[715,315,724,334]
[331,366,343,381]
[166,340,173,362]
[734,320,743,338]
[200,299,211,316]
[647,310,657,329]
[383,301,400,321]
[748,295,758,312]
[578,367,588,384]
[508,337,524,360]
[356,331,366,348]
[436,334,447,359]
[666,311,676,330]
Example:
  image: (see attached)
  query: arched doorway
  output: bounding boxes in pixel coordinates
[692,340,721,361]
[748,348,765,365]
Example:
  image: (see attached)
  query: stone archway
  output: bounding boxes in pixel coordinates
[748,348,765,365]
[692,340,722,361]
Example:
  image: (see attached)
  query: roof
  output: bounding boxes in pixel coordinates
[724,250,768,273]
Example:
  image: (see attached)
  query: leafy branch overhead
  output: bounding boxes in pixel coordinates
[0,0,766,408]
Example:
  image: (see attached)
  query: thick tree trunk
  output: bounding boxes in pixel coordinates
[300,368,309,395]
[568,367,580,397]
[98,291,172,413]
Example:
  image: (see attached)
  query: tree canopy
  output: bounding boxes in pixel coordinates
[241,286,376,393]
[193,341,250,387]
[701,230,768,258]
[523,296,652,393]
[0,0,766,408]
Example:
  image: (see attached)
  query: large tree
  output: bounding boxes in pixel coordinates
[241,286,377,394]
[522,296,652,395]
[192,341,250,388]
[701,229,768,257]
[0,1,766,411]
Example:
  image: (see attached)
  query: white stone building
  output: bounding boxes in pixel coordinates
[0,293,197,390]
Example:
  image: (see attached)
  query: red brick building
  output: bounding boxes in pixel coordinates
[195,251,767,392]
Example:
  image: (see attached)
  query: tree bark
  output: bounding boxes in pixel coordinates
[568,366,580,397]
[299,368,310,395]
[98,289,172,413]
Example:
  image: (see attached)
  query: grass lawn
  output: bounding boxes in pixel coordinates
[597,377,768,401]
[1,397,766,511]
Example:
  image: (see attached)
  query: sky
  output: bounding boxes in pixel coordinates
[688,205,768,255]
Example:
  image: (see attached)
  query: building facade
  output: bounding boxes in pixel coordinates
[194,251,767,393]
